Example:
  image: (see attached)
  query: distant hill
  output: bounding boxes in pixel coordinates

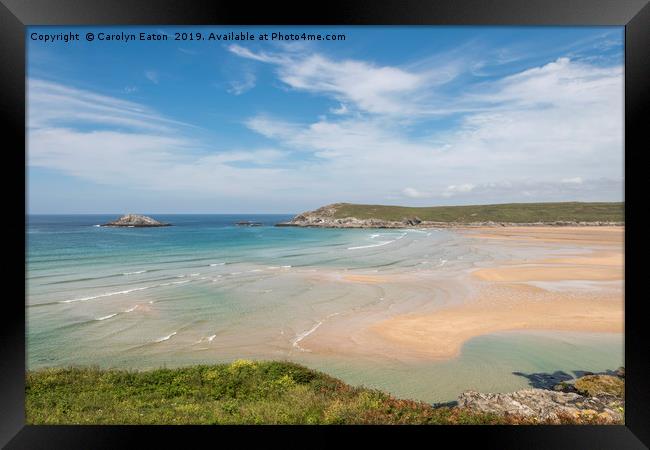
[277,202,624,228]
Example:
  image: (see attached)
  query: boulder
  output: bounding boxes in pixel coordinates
[402,216,422,226]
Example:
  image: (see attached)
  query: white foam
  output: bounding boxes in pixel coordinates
[159,279,191,287]
[155,332,176,342]
[61,286,151,303]
[195,334,217,344]
[347,240,393,250]
[189,273,200,277]
[292,321,323,351]
[439,259,447,267]
[93,224,101,227]
[209,262,225,266]
[124,305,139,313]
[249,269,263,273]
[123,270,146,275]
[281,265,292,268]
[95,313,117,321]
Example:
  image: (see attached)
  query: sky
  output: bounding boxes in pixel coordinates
[27,26,624,214]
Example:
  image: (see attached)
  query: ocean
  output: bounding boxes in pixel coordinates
[26,214,623,403]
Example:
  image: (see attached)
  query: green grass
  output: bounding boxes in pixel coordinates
[26,360,616,425]
[327,202,624,223]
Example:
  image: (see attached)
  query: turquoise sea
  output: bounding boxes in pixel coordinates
[26,215,623,403]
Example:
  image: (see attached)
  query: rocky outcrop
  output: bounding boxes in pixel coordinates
[235,221,263,226]
[458,372,625,424]
[458,388,623,423]
[102,214,171,227]
[574,374,624,398]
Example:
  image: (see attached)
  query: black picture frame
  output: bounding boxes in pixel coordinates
[2,0,648,448]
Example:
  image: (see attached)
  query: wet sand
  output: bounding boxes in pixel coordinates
[301,226,624,361]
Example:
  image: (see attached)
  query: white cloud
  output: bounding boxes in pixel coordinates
[228,45,434,115]
[330,103,349,115]
[28,79,185,132]
[178,47,198,55]
[28,53,624,211]
[228,44,283,64]
[241,57,623,204]
[402,187,430,198]
[27,79,299,200]
[441,184,475,197]
[227,72,256,95]
[145,70,159,84]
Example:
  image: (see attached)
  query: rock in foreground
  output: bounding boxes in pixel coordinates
[102,214,171,227]
[458,388,624,424]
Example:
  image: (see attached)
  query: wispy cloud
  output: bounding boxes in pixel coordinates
[28,79,185,132]
[178,47,198,55]
[228,44,433,115]
[330,103,349,115]
[27,79,296,199]
[144,70,159,84]
[240,56,623,204]
[227,72,256,95]
[28,41,624,211]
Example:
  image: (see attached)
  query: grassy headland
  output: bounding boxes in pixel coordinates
[327,202,624,223]
[26,360,618,425]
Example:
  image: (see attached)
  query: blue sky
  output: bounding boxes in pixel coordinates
[27,26,624,214]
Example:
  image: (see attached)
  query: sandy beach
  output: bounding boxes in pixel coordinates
[300,226,624,361]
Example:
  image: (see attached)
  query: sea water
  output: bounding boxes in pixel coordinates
[26,215,623,403]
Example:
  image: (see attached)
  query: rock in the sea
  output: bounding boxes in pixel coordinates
[615,366,625,378]
[458,388,624,423]
[102,214,171,227]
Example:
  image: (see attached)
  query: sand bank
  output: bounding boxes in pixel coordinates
[370,284,622,360]
[301,226,624,361]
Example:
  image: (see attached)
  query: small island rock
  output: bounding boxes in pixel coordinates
[102,214,171,227]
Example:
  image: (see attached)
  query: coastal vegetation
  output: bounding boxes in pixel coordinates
[317,202,624,223]
[26,360,622,425]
